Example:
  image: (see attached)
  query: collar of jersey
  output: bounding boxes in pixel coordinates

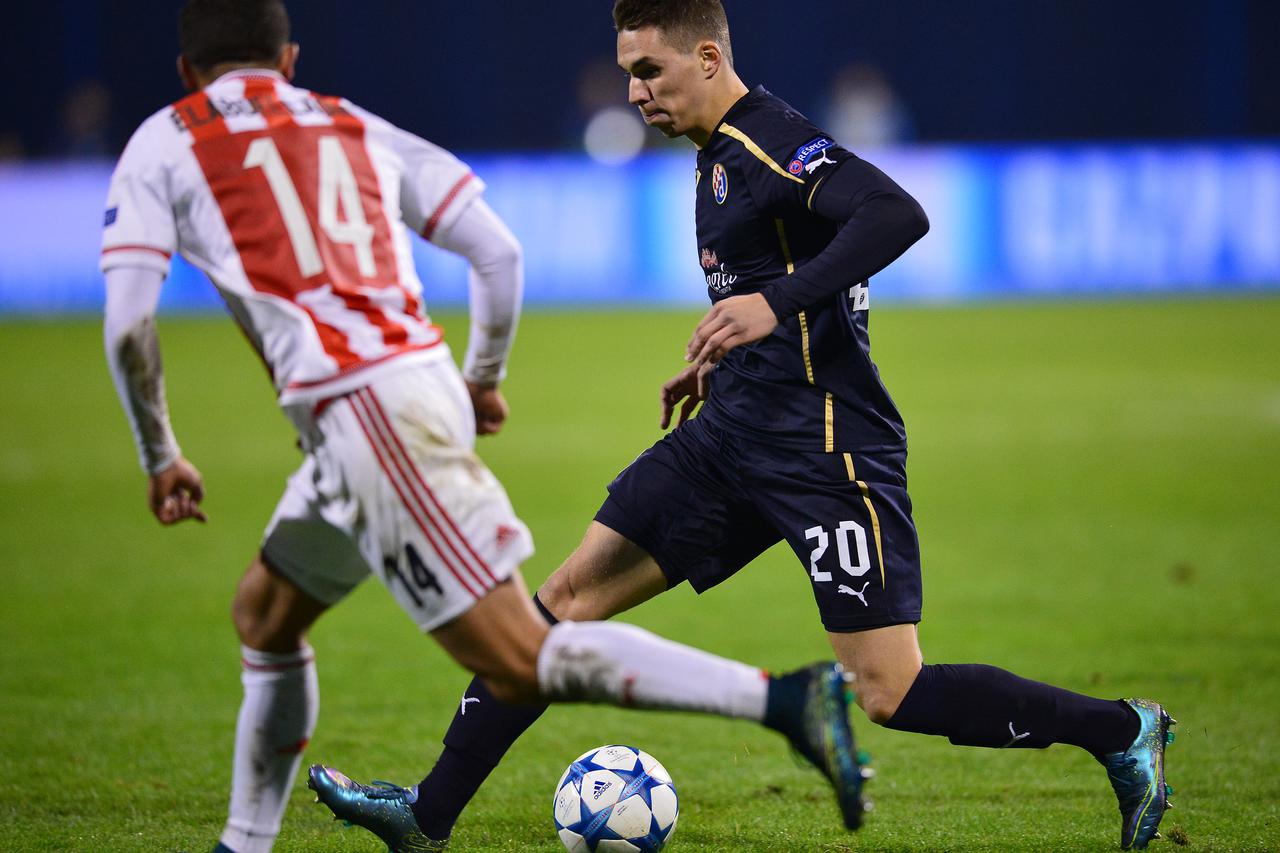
[710,85,769,141]
[208,68,287,88]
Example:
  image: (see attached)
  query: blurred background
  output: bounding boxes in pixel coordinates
[1,0,1278,311]
[3,5,1279,848]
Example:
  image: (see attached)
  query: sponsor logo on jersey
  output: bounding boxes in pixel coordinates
[700,247,720,270]
[711,163,728,204]
[705,262,738,295]
[789,136,836,176]
[103,206,118,227]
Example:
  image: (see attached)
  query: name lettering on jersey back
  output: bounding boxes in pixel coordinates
[170,93,349,133]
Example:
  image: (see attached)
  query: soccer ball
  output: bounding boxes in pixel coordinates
[552,744,679,852]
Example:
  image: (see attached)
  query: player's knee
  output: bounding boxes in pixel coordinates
[231,590,293,651]
[851,670,913,726]
[855,686,902,726]
[231,560,312,652]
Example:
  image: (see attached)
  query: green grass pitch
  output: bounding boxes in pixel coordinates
[1,298,1278,851]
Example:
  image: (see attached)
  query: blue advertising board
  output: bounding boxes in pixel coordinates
[1,145,1276,315]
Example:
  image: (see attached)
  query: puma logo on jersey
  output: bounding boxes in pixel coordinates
[789,136,835,174]
[837,582,870,606]
[1002,722,1031,747]
[804,149,837,174]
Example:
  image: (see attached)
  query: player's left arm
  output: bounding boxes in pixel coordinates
[367,104,523,437]
[103,266,206,525]
[429,198,523,436]
[687,154,928,365]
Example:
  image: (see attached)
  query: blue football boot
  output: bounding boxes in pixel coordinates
[307,765,447,852]
[1101,698,1177,849]
[763,662,872,830]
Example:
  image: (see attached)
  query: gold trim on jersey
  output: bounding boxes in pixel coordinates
[797,311,815,384]
[719,124,805,184]
[825,393,834,452]
[775,218,795,274]
[778,217,833,449]
[843,453,886,589]
[807,176,827,210]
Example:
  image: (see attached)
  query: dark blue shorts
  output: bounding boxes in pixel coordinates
[594,417,922,632]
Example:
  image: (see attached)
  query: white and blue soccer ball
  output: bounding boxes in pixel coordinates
[552,744,679,852]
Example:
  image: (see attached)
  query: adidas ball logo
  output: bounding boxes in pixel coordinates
[591,779,611,799]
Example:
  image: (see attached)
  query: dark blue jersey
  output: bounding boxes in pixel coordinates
[693,86,920,452]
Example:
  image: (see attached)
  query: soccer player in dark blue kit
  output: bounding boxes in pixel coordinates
[313,1,1176,849]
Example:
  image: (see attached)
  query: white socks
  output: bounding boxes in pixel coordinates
[536,621,768,721]
[219,645,319,853]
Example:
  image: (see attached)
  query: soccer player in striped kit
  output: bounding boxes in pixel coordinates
[102,1,867,850]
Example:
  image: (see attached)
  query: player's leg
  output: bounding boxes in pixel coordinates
[427,566,867,831]
[218,556,328,853]
[215,442,375,853]
[409,520,666,840]
[407,417,793,840]
[830,625,1174,850]
[788,447,1172,848]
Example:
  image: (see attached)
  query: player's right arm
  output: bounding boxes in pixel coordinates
[100,115,205,524]
[103,268,206,524]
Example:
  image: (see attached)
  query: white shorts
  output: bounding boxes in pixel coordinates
[261,360,534,631]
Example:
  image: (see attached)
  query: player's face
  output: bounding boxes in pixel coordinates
[617,27,709,140]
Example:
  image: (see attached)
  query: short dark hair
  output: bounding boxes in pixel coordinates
[612,0,733,65]
[179,0,291,72]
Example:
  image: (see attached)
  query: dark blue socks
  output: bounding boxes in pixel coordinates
[409,594,558,840]
[884,663,1139,758]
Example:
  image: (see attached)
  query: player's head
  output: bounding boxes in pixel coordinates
[177,0,299,90]
[613,0,739,144]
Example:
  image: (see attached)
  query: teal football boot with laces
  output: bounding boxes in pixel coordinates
[763,662,873,830]
[1101,698,1177,850]
[307,765,447,852]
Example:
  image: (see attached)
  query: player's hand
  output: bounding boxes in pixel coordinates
[686,292,779,366]
[467,381,509,436]
[148,457,207,525]
[659,362,715,430]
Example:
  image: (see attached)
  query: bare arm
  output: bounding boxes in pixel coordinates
[103,267,205,524]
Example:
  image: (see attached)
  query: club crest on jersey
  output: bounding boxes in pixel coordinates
[700,247,720,270]
[711,163,729,204]
[789,136,836,175]
[103,206,118,227]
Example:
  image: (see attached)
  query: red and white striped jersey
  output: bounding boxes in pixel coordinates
[101,69,483,406]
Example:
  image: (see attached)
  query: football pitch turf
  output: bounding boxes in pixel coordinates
[1,298,1278,852]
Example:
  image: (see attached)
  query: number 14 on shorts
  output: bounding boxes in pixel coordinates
[383,542,443,607]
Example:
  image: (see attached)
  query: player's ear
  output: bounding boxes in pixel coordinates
[177,55,200,92]
[698,41,722,78]
[278,43,301,81]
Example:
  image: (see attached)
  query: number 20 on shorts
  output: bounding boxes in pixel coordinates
[805,521,870,582]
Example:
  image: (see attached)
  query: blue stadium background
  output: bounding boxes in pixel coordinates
[1,0,1277,312]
